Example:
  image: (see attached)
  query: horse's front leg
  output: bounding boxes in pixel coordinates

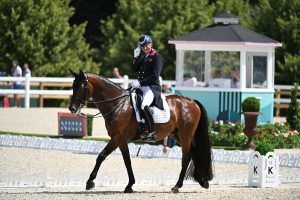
[119,143,135,193]
[86,138,119,190]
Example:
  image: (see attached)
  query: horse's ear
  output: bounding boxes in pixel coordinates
[79,69,87,81]
[69,68,77,77]
[79,69,84,76]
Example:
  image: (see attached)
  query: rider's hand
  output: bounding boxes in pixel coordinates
[133,47,141,58]
[131,81,140,89]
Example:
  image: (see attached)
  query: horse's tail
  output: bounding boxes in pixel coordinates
[185,99,213,186]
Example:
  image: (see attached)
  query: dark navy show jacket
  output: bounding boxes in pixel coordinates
[132,49,164,110]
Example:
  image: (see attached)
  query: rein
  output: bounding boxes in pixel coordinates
[76,81,131,118]
[76,95,128,119]
[87,93,129,104]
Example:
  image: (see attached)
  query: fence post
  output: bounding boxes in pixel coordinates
[25,75,30,109]
[275,88,281,117]
[123,75,129,89]
[39,82,44,107]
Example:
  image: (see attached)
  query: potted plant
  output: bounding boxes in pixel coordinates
[255,140,274,156]
[242,97,260,149]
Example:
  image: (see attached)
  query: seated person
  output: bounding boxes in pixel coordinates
[182,77,197,87]
[209,69,230,88]
[230,67,240,88]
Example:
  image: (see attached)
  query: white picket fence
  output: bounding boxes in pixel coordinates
[0,76,296,110]
[0,76,176,108]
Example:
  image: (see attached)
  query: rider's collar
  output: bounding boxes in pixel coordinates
[148,49,156,57]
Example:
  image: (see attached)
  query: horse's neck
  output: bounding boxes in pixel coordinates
[89,75,122,101]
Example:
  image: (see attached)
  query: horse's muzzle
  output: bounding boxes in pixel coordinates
[69,105,76,114]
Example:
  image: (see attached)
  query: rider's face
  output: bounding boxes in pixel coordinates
[141,43,152,54]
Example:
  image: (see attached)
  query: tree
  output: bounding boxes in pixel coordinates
[69,0,118,48]
[0,0,98,76]
[98,0,213,79]
[254,0,300,85]
[286,83,300,132]
[212,0,255,28]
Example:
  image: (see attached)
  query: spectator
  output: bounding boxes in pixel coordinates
[163,136,168,153]
[162,135,176,153]
[212,69,223,78]
[230,67,240,88]
[11,60,22,107]
[112,67,122,79]
[23,63,31,77]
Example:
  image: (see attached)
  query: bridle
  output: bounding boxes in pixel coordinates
[73,80,130,118]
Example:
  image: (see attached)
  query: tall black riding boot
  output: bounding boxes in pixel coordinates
[143,106,156,141]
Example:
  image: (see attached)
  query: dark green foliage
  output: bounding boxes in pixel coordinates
[242,97,260,112]
[254,0,300,85]
[0,0,98,76]
[286,84,300,132]
[98,0,213,79]
[255,140,274,156]
[210,133,247,147]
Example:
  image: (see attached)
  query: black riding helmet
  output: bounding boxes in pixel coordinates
[138,35,152,47]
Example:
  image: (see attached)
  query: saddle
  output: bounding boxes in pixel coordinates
[130,88,170,140]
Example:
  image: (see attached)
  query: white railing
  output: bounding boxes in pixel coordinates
[0,75,176,108]
[0,76,296,111]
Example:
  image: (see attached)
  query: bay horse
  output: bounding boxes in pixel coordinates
[68,70,213,193]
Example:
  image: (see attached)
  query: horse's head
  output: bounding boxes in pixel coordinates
[69,69,89,114]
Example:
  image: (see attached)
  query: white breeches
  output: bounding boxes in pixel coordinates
[140,86,154,110]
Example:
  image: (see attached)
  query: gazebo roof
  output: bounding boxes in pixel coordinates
[214,12,239,19]
[169,13,281,46]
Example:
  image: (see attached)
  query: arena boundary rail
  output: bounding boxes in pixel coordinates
[0,76,296,113]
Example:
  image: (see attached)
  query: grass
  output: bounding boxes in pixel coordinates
[0,131,241,150]
[0,130,58,138]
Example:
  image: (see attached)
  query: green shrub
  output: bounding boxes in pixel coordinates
[242,97,260,112]
[286,83,300,132]
[210,132,247,147]
[255,140,274,155]
[210,121,243,136]
[209,121,300,149]
[254,132,300,149]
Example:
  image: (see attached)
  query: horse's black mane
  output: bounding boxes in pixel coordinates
[89,73,124,92]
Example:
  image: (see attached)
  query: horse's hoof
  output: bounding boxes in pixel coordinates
[200,180,209,189]
[124,187,133,193]
[86,181,95,190]
[171,186,179,193]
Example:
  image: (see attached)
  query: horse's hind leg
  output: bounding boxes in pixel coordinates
[119,143,135,193]
[171,151,191,193]
[86,138,119,190]
[171,132,193,193]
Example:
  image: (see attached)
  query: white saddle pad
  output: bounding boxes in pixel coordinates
[131,92,170,123]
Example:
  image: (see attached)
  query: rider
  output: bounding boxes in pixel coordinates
[131,35,164,140]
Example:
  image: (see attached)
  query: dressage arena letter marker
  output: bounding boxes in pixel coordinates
[58,112,87,137]
[248,151,280,188]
